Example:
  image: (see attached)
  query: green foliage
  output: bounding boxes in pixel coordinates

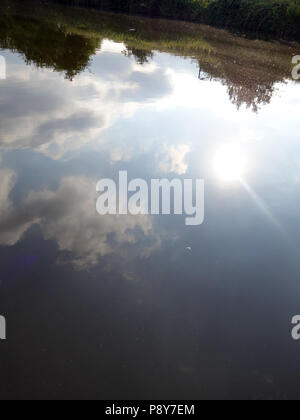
[0,13,100,79]
[38,0,300,39]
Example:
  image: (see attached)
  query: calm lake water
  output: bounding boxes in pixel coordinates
[1,1,300,400]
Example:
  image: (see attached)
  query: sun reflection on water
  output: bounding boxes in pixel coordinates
[214,144,246,182]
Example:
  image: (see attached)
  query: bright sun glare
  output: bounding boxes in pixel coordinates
[214,145,246,182]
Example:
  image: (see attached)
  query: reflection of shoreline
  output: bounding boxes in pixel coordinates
[11,0,300,41]
[0,1,299,112]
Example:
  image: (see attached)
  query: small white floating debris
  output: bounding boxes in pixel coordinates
[129,28,136,32]
[185,246,192,251]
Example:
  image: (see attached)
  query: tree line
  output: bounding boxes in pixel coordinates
[41,0,300,39]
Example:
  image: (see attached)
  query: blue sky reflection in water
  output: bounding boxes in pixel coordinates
[1,4,300,399]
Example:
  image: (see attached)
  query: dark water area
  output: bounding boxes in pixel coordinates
[1,0,300,400]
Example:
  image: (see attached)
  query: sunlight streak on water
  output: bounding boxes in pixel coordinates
[240,178,284,234]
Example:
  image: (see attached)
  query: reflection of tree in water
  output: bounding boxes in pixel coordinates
[0,6,293,111]
[226,82,275,113]
[197,60,279,112]
[122,47,154,65]
[0,17,100,80]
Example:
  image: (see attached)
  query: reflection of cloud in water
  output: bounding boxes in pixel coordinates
[0,47,173,160]
[100,39,126,55]
[0,175,160,269]
[3,41,298,173]
[0,168,16,217]
[0,168,34,245]
[158,144,190,175]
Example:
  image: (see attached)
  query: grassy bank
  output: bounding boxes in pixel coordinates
[24,0,300,40]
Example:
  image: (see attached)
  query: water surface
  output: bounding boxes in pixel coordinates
[1,1,300,400]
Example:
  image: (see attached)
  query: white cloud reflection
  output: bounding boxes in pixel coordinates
[0,174,160,269]
[0,43,173,161]
[1,41,300,272]
[158,144,190,175]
